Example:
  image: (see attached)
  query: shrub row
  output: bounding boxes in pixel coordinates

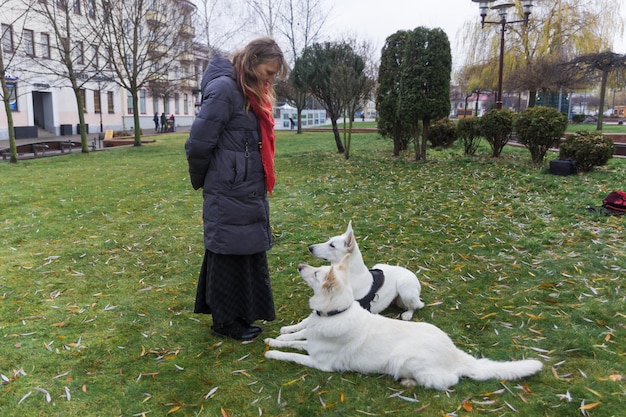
[429,107,614,172]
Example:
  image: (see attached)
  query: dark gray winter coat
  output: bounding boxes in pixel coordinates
[185,55,271,255]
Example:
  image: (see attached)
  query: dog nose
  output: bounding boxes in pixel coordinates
[298,264,304,271]
[308,246,313,253]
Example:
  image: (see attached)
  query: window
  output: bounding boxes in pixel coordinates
[174,93,180,114]
[163,95,170,114]
[107,91,114,113]
[127,91,133,114]
[1,24,14,53]
[40,33,50,58]
[183,94,189,115]
[92,44,99,68]
[124,54,133,71]
[76,41,84,64]
[152,96,158,114]
[60,37,69,61]
[139,89,146,114]
[7,82,17,111]
[94,90,101,114]
[87,0,96,18]
[80,89,87,112]
[102,1,111,22]
[23,29,35,56]
[73,0,81,15]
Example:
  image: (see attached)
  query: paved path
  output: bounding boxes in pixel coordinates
[0,128,189,161]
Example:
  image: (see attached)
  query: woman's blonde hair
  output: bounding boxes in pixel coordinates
[231,37,289,111]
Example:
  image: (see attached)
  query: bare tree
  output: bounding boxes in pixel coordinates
[246,0,285,38]
[275,0,329,133]
[195,0,252,55]
[91,0,195,145]
[569,51,626,130]
[461,0,624,107]
[277,0,329,65]
[1,0,35,163]
[21,0,107,152]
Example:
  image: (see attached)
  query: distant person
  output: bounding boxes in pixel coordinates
[160,113,166,133]
[153,112,159,132]
[361,113,365,122]
[289,117,295,130]
[185,37,288,341]
[170,114,176,132]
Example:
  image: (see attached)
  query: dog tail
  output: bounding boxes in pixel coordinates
[464,358,543,381]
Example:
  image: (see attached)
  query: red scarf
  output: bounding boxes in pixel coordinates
[247,90,276,195]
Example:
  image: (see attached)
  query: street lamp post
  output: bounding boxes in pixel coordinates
[471,0,534,109]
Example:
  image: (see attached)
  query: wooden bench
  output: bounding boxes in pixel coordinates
[60,140,75,153]
[32,143,49,157]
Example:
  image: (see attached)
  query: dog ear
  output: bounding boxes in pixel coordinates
[344,226,354,249]
[337,253,350,271]
[323,266,338,291]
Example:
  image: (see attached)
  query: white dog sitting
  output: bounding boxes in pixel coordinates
[265,255,543,391]
[280,222,424,336]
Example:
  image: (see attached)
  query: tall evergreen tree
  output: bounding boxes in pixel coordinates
[398,27,451,161]
[376,30,412,157]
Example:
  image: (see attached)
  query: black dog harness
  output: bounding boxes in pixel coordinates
[314,269,385,317]
[357,269,385,311]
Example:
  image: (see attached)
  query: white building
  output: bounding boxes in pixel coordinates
[274,104,328,130]
[1,0,198,140]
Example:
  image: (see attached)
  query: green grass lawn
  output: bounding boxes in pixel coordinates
[1,131,624,416]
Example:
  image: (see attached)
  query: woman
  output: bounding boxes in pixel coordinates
[185,38,288,341]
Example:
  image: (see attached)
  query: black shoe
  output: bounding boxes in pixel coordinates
[238,319,262,336]
[212,321,260,341]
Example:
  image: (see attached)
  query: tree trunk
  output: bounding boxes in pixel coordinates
[71,81,89,153]
[597,70,608,131]
[1,84,17,163]
[421,118,430,161]
[330,118,345,153]
[132,92,142,146]
[528,90,537,108]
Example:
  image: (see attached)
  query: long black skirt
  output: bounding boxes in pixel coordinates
[194,250,275,325]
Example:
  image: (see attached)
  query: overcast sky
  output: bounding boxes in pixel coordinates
[326,0,626,69]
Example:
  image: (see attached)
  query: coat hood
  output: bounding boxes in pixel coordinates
[201,55,236,93]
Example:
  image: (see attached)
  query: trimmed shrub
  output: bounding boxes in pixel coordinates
[480,108,515,157]
[456,117,482,155]
[427,118,457,148]
[514,106,568,164]
[559,130,615,172]
[571,114,586,123]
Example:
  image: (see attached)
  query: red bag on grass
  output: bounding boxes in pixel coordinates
[602,190,626,214]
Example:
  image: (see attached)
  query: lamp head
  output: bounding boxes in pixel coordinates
[522,0,534,21]
[471,0,497,26]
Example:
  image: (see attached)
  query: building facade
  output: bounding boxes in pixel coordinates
[0,0,198,140]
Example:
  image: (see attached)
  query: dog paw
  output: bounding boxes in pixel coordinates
[400,310,415,321]
[399,378,418,387]
[264,350,278,359]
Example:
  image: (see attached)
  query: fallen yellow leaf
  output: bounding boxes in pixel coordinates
[462,400,473,411]
[580,402,601,411]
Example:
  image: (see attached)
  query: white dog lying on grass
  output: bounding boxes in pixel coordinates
[265,255,543,391]
[279,221,425,336]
